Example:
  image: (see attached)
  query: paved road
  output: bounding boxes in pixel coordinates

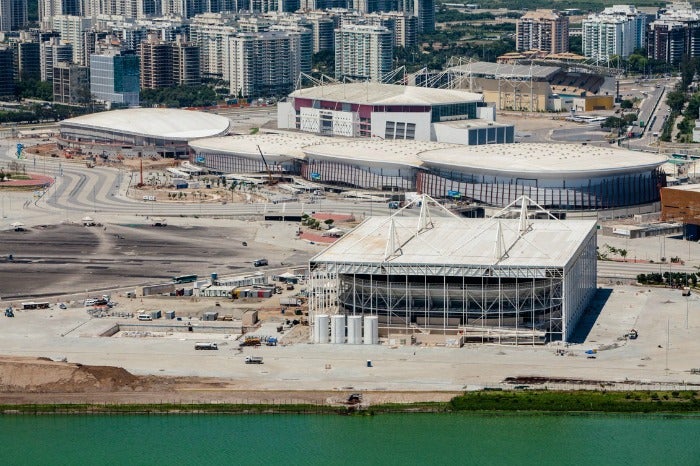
[1,140,422,225]
[597,259,697,279]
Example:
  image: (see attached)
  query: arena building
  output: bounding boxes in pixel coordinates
[189,133,326,175]
[59,108,231,158]
[301,139,450,191]
[441,61,613,112]
[191,133,667,211]
[416,143,667,210]
[308,196,598,345]
[277,82,515,145]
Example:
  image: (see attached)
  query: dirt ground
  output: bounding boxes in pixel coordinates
[0,222,312,299]
[0,356,458,405]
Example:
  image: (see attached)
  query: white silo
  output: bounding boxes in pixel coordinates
[347,315,363,344]
[317,314,330,344]
[363,315,378,345]
[331,314,346,344]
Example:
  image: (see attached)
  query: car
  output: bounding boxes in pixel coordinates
[58,303,67,309]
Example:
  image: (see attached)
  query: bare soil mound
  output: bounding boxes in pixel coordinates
[0,357,146,393]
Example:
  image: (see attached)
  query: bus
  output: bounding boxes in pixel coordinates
[21,302,50,310]
[173,274,197,284]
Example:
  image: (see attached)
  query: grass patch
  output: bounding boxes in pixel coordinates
[448,390,700,414]
[3,391,700,415]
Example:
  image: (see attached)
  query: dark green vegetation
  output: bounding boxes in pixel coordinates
[140,85,218,108]
[660,58,700,142]
[637,271,698,287]
[0,103,92,124]
[3,391,700,415]
[14,79,53,101]
[448,390,700,414]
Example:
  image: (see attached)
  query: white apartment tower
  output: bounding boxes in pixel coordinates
[50,15,92,65]
[582,5,647,61]
[334,24,392,82]
[228,31,300,98]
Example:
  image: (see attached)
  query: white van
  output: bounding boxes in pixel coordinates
[137,314,152,321]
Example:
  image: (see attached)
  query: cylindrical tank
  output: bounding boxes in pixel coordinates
[211,272,218,284]
[317,314,330,344]
[363,315,378,345]
[347,315,362,344]
[331,314,345,344]
[312,315,319,343]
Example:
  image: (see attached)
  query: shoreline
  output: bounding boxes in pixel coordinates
[2,390,700,416]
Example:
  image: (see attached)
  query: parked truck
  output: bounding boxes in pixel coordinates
[280,297,302,306]
[195,342,218,350]
[245,356,263,364]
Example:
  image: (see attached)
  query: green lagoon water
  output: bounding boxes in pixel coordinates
[1,413,699,465]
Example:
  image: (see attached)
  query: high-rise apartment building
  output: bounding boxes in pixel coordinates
[41,37,73,81]
[228,31,300,97]
[1,0,27,31]
[40,0,81,22]
[15,39,40,80]
[413,0,434,33]
[189,14,238,80]
[334,24,392,82]
[50,15,92,65]
[90,49,140,106]
[516,9,569,54]
[647,2,700,64]
[305,13,335,53]
[0,46,15,98]
[53,62,89,104]
[162,0,237,19]
[140,34,201,89]
[172,36,201,86]
[582,5,646,61]
[140,34,174,89]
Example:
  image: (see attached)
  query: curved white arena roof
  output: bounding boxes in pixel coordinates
[60,109,231,140]
[418,143,667,178]
[190,133,328,161]
[303,139,452,169]
[290,83,483,106]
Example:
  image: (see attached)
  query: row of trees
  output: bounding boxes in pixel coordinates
[140,85,218,108]
[0,103,90,124]
[660,57,700,142]
[637,272,698,287]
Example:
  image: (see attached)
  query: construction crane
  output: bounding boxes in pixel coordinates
[257,145,276,185]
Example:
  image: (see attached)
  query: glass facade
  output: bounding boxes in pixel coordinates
[417,168,666,210]
[90,53,140,106]
[431,102,477,122]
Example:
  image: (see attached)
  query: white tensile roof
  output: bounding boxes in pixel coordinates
[312,208,596,269]
[60,108,231,140]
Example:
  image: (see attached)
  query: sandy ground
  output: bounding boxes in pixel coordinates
[0,356,458,405]
[1,283,700,407]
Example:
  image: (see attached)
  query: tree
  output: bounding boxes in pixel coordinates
[620,99,634,110]
[666,91,686,114]
[601,117,624,131]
